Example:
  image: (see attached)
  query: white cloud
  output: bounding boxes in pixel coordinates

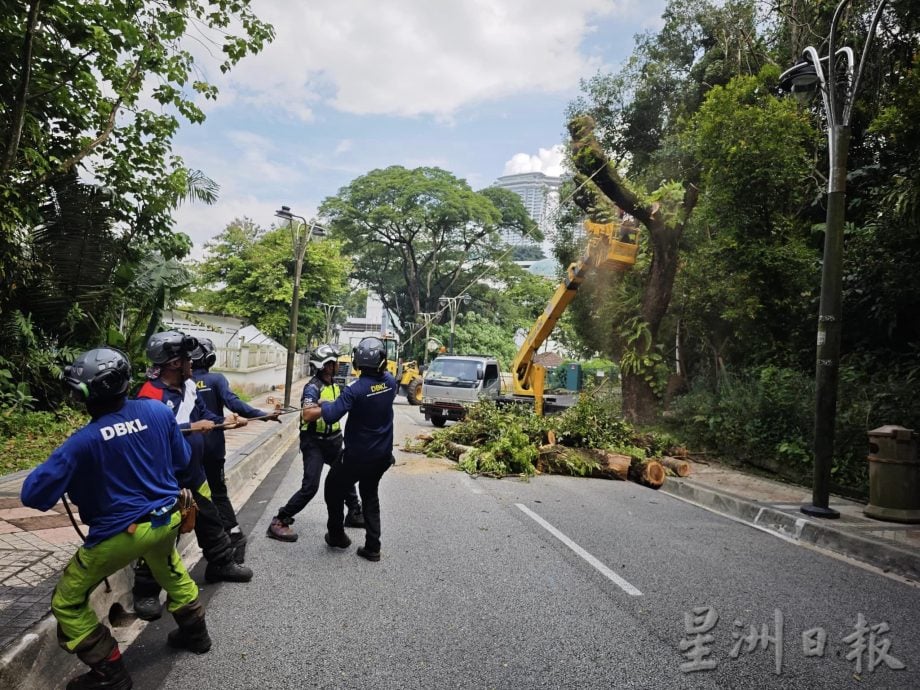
[204,0,626,118]
[334,139,353,155]
[503,145,566,176]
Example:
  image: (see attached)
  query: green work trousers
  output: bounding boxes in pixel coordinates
[52,511,198,660]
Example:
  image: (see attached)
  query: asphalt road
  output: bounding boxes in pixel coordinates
[122,400,920,689]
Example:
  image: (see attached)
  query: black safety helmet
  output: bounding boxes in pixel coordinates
[310,343,339,371]
[191,337,217,369]
[146,330,199,365]
[352,337,386,373]
[63,347,132,402]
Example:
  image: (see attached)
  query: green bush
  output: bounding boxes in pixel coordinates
[0,406,88,475]
[667,360,920,497]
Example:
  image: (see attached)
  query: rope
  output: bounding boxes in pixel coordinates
[62,495,111,593]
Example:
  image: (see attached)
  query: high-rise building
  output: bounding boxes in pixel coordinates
[492,172,562,246]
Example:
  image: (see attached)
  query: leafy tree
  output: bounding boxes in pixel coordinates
[195,218,352,349]
[0,0,273,310]
[319,166,532,341]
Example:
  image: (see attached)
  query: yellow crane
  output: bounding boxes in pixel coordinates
[509,218,639,415]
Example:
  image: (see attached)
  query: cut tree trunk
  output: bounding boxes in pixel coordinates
[660,456,692,477]
[591,451,632,480]
[628,459,666,489]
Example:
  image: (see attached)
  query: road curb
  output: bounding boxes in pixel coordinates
[660,477,920,583]
[2,417,299,690]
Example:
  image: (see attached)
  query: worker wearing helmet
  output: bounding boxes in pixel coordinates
[267,343,364,541]
[191,337,280,561]
[302,336,397,561]
[21,348,209,689]
[133,331,253,622]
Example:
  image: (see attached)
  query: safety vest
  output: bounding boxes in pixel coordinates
[300,381,341,435]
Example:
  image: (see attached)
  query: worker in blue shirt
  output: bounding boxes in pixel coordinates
[191,337,279,559]
[302,337,397,561]
[20,348,210,690]
[133,331,253,622]
[267,344,363,542]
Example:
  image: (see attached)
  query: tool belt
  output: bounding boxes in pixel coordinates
[126,489,197,535]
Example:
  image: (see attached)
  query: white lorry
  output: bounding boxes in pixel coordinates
[419,355,502,427]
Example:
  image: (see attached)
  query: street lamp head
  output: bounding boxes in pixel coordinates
[311,224,327,239]
[461,294,471,304]
[275,206,293,220]
[438,296,447,305]
[779,60,821,94]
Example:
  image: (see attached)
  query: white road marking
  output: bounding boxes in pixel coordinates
[515,503,643,597]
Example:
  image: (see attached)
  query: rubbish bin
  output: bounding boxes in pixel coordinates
[565,363,583,392]
[865,425,920,524]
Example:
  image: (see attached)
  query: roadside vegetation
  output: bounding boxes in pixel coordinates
[1,1,918,501]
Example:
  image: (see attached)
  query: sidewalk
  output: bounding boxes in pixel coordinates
[660,460,920,582]
[0,380,306,685]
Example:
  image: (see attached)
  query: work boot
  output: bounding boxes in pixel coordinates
[344,507,365,528]
[167,617,212,654]
[67,649,132,690]
[204,559,253,583]
[132,595,162,622]
[356,546,381,562]
[266,517,298,542]
[324,531,351,549]
[229,531,247,563]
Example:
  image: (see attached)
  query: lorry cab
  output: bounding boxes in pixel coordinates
[419,355,501,427]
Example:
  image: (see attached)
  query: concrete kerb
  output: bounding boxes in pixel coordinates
[1,415,299,690]
[660,477,920,583]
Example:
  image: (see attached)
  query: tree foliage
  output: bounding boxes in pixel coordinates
[194,218,352,349]
[319,166,539,345]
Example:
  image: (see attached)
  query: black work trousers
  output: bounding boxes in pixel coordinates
[324,453,392,552]
[133,484,233,598]
[203,451,237,531]
[277,433,359,522]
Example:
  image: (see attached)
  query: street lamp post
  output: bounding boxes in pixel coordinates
[779,0,888,519]
[275,205,326,409]
[438,294,470,355]
[316,301,344,343]
[415,311,437,365]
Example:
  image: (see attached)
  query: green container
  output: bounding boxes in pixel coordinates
[565,363,583,392]
[865,425,920,524]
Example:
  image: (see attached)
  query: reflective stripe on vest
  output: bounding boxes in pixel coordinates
[300,382,341,435]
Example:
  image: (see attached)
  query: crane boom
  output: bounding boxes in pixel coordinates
[509,219,639,414]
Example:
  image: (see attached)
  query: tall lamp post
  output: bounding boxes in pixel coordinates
[275,205,326,409]
[779,0,888,519]
[415,311,437,365]
[316,301,344,343]
[438,294,470,354]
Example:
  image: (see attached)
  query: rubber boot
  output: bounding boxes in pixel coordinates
[67,647,132,690]
[169,599,212,654]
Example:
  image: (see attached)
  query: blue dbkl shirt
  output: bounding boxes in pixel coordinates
[193,368,267,458]
[20,399,190,547]
[321,371,397,461]
[137,377,223,489]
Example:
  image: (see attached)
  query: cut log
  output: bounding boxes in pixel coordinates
[660,456,692,477]
[416,432,434,443]
[591,451,631,480]
[444,441,474,462]
[546,429,557,446]
[628,459,666,489]
[536,445,603,477]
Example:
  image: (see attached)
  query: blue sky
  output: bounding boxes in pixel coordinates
[173,0,667,257]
